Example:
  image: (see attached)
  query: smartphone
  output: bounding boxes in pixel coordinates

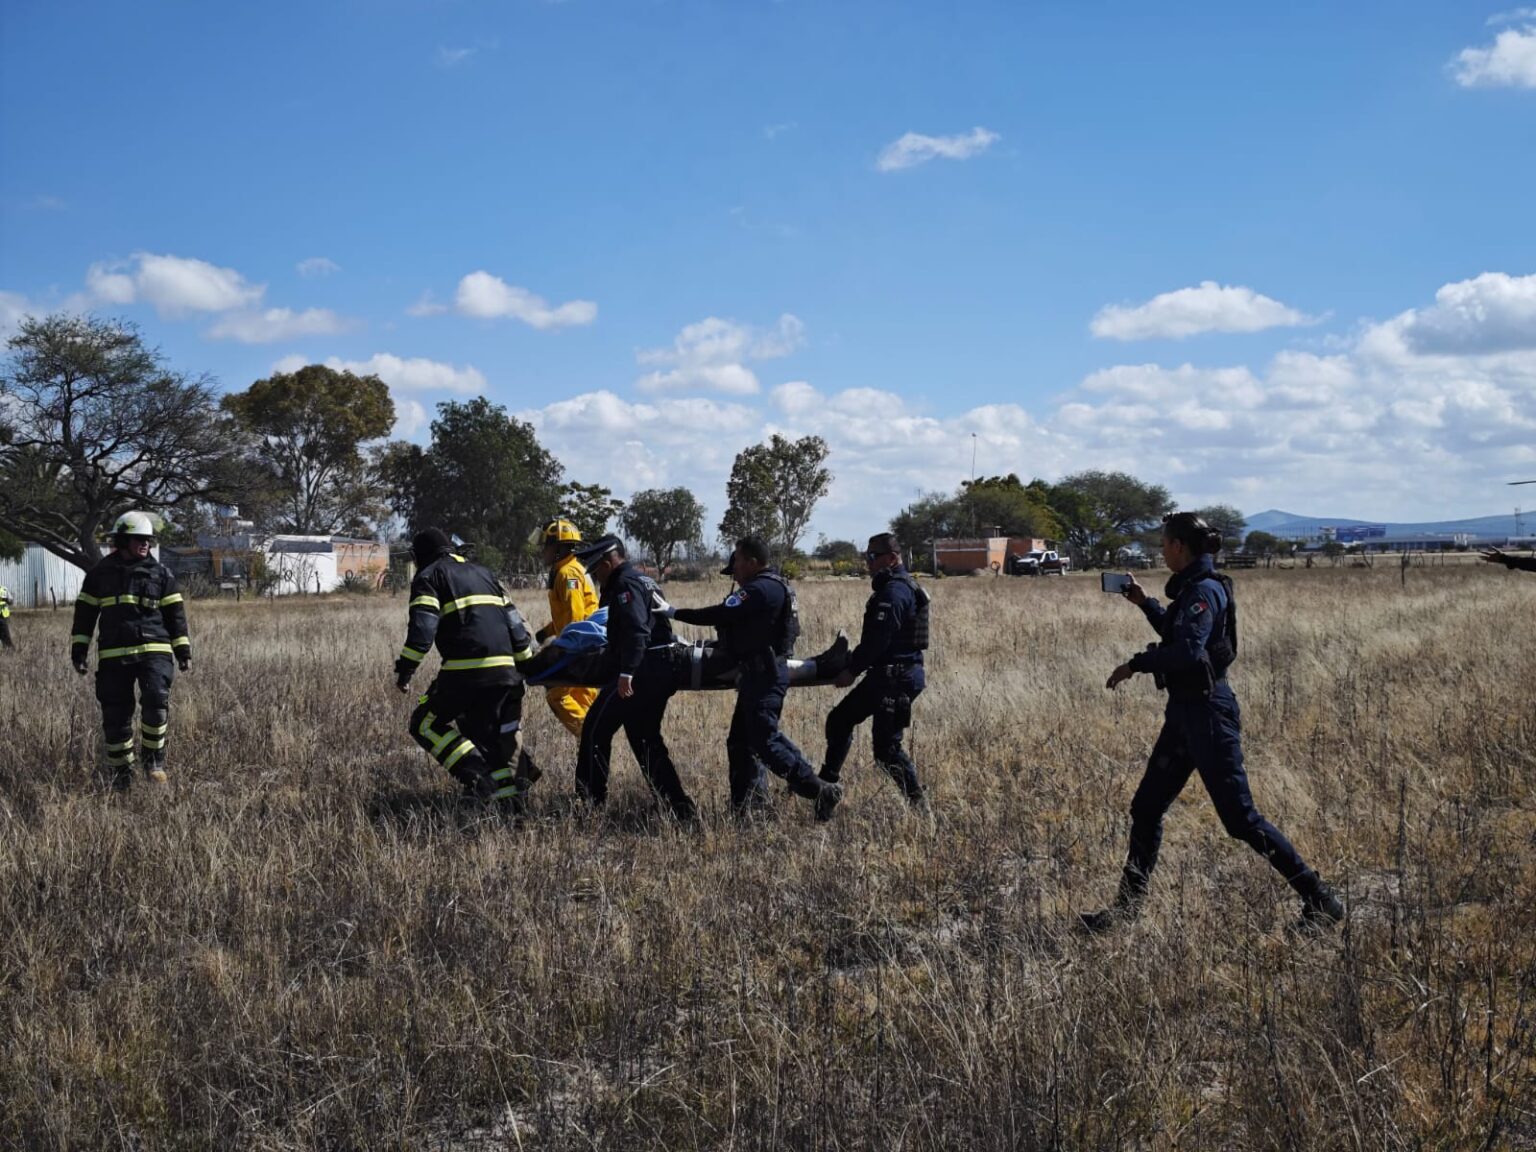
[1101,572,1133,594]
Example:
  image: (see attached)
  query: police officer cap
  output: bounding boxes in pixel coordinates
[866,532,900,556]
[411,528,453,567]
[573,534,623,568]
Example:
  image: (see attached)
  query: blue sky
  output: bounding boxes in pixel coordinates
[4,1,1536,542]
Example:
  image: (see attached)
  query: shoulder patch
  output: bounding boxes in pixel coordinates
[619,591,632,604]
[567,577,580,589]
[1188,600,1207,615]
[724,593,743,608]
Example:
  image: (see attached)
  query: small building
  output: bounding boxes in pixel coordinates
[189,533,390,595]
[0,543,86,609]
[934,536,1048,575]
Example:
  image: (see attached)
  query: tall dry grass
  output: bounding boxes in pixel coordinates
[1,566,1533,1150]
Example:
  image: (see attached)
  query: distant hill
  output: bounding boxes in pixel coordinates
[1243,508,1523,539]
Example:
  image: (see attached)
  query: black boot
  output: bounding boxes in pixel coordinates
[1077,871,1146,935]
[813,782,843,823]
[1291,872,1345,932]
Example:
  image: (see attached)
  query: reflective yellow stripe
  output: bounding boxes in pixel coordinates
[512,645,536,663]
[159,593,184,606]
[490,783,523,800]
[409,594,441,611]
[440,594,506,615]
[141,735,167,750]
[98,643,174,659]
[105,750,136,766]
[172,636,191,649]
[417,711,457,755]
[77,592,101,606]
[439,656,516,671]
[141,722,168,736]
[97,595,147,608]
[441,738,476,770]
[398,646,427,663]
[71,634,91,646]
[105,738,136,752]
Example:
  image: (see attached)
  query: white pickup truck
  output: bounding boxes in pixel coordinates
[1009,549,1071,576]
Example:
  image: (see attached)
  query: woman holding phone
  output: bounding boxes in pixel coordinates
[1080,512,1344,934]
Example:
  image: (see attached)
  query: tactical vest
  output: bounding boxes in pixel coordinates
[893,573,931,651]
[759,571,801,657]
[1161,571,1238,695]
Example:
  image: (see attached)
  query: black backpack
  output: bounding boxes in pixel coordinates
[760,571,801,658]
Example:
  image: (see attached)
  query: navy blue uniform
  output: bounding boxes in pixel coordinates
[575,561,695,819]
[821,564,926,801]
[672,570,824,811]
[1118,555,1316,898]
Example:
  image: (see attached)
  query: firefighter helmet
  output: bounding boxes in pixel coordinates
[112,510,158,539]
[539,519,582,545]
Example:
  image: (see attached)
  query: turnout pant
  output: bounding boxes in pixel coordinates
[0,616,13,649]
[409,676,525,799]
[574,652,695,818]
[545,684,598,738]
[1121,684,1314,897]
[821,664,925,801]
[727,661,822,811]
[96,656,175,773]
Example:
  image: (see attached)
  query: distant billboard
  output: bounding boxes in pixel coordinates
[1334,524,1386,543]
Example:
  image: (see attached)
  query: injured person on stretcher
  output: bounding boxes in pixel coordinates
[517,608,852,691]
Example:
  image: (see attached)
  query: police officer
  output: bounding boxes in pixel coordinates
[396,528,538,804]
[570,535,696,822]
[69,511,191,784]
[819,532,929,807]
[0,582,13,650]
[1481,547,1536,572]
[666,536,840,821]
[535,518,601,737]
[1081,512,1344,933]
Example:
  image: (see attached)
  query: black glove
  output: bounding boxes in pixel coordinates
[71,654,88,676]
[177,653,191,671]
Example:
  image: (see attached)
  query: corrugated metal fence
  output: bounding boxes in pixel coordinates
[0,545,86,609]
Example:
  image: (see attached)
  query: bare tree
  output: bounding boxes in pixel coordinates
[0,314,242,569]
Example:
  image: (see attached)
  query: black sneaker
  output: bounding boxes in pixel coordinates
[814,782,843,823]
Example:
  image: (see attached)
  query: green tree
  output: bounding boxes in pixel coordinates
[0,528,22,562]
[222,364,395,536]
[1049,470,1174,568]
[379,397,563,567]
[961,473,1063,538]
[0,314,243,569]
[1242,530,1281,556]
[561,481,625,541]
[621,487,705,576]
[813,537,860,563]
[718,433,832,557]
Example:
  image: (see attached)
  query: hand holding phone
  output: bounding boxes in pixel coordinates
[1101,572,1132,594]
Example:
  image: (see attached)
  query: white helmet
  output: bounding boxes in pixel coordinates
[112,510,157,539]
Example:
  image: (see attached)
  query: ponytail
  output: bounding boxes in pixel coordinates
[1162,512,1222,555]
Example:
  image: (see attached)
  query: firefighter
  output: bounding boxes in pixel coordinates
[819,532,930,807]
[0,582,13,650]
[666,536,840,821]
[395,528,541,804]
[69,511,191,784]
[1481,547,1536,572]
[534,518,600,737]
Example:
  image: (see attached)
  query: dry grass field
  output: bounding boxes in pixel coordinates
[1,566,1533,1150]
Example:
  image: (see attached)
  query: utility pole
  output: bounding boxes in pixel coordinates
[969,432,978,538]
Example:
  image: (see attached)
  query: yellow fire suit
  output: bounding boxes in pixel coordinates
[540,552,600,735]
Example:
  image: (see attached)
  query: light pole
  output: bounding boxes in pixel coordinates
[969,433,978,538]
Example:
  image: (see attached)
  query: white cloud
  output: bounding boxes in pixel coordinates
[435,45,477,67]
[876,127,999,172]
[406,292,449,317]
[296,257,340,278]
[0,291,40,340]
[453,271,597,329]
[636,314,804,395]
[1452,22,1536,87]
[1091,282,1317,341]
[207,307,354,343]
[85,253,265,316]
[764,122,797,140]
[1490,8,1536,23]
[1388,271,1536,354]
